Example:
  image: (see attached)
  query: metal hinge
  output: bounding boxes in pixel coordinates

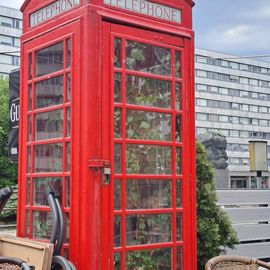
[88,159,111,185]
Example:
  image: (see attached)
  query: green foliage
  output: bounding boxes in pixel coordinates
[1,185,17,221]
[0,77,17,189]
[196,142,238,270]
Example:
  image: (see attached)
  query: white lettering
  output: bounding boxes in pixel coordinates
[104,0,181,23]
[30,0,81,27]
[10,103,19,123]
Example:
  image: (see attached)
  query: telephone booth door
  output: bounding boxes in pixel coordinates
[18,20,81,258]
[101,22,196,270]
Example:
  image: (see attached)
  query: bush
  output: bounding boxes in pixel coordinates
[196,142,238,270]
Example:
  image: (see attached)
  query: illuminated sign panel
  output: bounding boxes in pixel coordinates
[104,0,181,23]
[30,0,80,27]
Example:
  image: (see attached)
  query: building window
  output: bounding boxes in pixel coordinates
[251,92,259,99]
[0,16,12,28]
[241,104,249,111]
[208,71,219,80]
[220,60,229,67]
[208,114,219,122]
[250,79,259,86]
[196,113,207,121]
[230,130,239,137]
[0,54,12,65]
[231,177,247,189]
[261,67,268,74]
[260,120,268,127]
[210,86,218,93]
[240,64,249,71]
[219,115,229,122]
[252,119,259,125]
[230,62,239,70]
[240,131,249,138]
[232,117,239,124]
[196,127,207,134]
[239,118,249,125]
[240,77,249,85]
[208,100,219,108]
[231,103,239,110]
[196,70,207,78]
[219,101,231,109]
[229,158,241,165]
[196,84,208,91]
[196,55,207,64]
[196,98,207,107]
[259,93,267,100]
[219,88,229,95]
[260,107,268,113]
[250,105,258,112]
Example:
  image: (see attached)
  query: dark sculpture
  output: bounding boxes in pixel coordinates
[197,132,228,169]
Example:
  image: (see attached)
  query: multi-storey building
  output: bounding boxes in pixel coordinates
[195,48,270,189]
[0,6,22,77]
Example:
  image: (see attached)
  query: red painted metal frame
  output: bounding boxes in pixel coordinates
[19,1,195,269]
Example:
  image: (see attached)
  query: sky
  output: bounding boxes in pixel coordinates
[1,0,270,59]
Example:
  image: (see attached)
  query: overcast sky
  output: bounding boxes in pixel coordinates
[1,0,270,60]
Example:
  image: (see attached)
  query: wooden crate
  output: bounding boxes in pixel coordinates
[0,235,53,270]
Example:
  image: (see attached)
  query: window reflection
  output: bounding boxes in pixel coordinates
[33,177,62,206]
[126,179,171,209]
[34,144,63,172]
[35,110,63,141]
[33,211,52,240]
[35,76,63,109]
[126,144,172,175]
[35,42,63,77]
[126,214,171,245]
[126,40,171,76]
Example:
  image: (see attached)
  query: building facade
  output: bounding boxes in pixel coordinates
[195,48,270,189]
[0,6,22,77]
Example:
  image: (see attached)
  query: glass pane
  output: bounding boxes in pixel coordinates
[114,144,121,174]
[66,176,70,207]
[126,249,172,269]
[35,110,63,140]
[175,51,181,78]
[27,147,31,173]
[66,38,71,68]
[114,253,121,270]
[114,38,121,68]
[114,73,121,102]
[126,180,171,209]
[34,143,63,172]
[114,108,122,138]
[29,53,32,80]
[33,211,52,240]
[28,84,32,110]
[114,216,121,247]
[176,180,181,208]
[175,115,181,142]
[66,107,70,137]
[35,42,63,77]
[126,75,171,108]
[177,247,182,270]
[126,214,171,245]
[33,177,62,206]
[114,179,121,210]
[66,73,71,102]
[126,110,171,141]
[126,40,171,76]
[35,76,63,109]
[26,210,30,237]
[176,213,182,241]
[176,148,181,175]
[66,142,70,172]
[26,178,30,205]
[175,83,181,111]
[126,144,172,174]
[64,214,70,243]
[28,115,32,142]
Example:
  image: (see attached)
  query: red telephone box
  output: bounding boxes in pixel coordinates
[18,0,196,269]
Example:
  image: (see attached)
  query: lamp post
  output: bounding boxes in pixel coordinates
[249,140,268,188]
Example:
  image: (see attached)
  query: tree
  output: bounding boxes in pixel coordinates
[0,77,17,188]
[196,142,238,270]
